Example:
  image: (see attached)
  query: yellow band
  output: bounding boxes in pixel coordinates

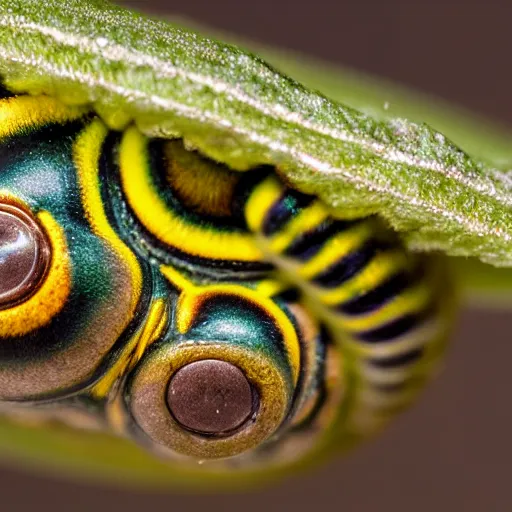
[73,119,142,313]
[119,126,263,263]
[0,95,86,141]
[0,207,71,338]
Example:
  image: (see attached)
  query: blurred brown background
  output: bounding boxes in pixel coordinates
[2,1,512,511]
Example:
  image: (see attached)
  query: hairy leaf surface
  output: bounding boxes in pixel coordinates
[2,0,512,269]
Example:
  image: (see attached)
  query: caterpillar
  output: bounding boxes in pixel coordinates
[0,88,453,474]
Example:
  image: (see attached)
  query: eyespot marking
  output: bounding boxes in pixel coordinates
[167,359,255,436]
[0,203,51,309]
[0,203,71,338]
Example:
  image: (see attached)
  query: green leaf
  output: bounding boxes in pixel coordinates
[0,418,301,490]
[3,0,512,270]
[169,16,512,167]
[219,34,512,307]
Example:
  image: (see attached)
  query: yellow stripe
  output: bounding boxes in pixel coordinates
[254,279,289,298]
[132,299,168,362]
[319,251,409,305]
[90,299,167,399]
[160,265,197,293]
[73,120,142,313]
[335,281,432,331]
[176,284,301,385]
[298,221,375,279]
[245,176,283,232]
[269,201,329,253]
[0,96,86,141]
[0,208,71,337]
[119,126,263,262]
[89,339,137,400]
[160,266,300,382]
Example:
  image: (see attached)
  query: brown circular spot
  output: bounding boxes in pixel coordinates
[167,359,254,436]
[0,204,51,309]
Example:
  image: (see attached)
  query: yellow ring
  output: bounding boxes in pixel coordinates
[119,126,263,263]
[0,198,71,338]
[128,342,291,460]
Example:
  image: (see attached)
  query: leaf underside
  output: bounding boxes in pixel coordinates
[1,0,512,272]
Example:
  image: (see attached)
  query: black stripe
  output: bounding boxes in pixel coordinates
[357,313,423,343]
[287,325,331,431]
[232,166,274,222]
[284,218,360,261]
[108,138,273,277]
[0,82,16,99]
[262,188,314,236]
[367,347,424,368]
[273,287,301,303]
[312,238,387,289]
[338,271,411,315]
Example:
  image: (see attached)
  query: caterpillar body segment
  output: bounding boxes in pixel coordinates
[0,91,453,473]
[105,269,341,463]
[238,172,452,434]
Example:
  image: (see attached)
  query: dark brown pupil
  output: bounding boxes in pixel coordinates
[0,204,51,308]
[167,359,254,436]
